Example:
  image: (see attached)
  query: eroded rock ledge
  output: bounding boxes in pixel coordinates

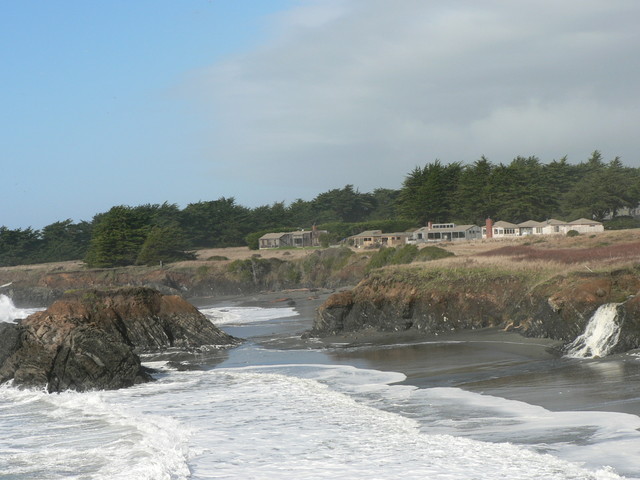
[311,266,640,353]
[0,287,239,392]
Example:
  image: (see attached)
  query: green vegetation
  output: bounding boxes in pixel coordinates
[1,151,639,268]
[366,245,453,272]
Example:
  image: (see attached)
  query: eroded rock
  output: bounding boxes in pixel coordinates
[0,287,239,392]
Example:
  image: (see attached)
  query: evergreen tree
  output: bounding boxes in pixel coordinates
[85,206,150,267]
[397,160,461,224]
[136,225,195,266]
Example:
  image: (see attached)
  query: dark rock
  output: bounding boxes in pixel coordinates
[311,268,640,353]
[0,287,240,392]
[0,322,23,373]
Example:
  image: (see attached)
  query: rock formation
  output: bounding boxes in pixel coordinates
[0,287,239,392]
[311,267,640,353]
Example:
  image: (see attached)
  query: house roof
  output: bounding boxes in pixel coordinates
[351,230,382,237]
[416,224,479,233]
[543,218,566,225]
[493,220,518,228]
[259,232,289,240]
[517,220,544,228]
[569,218,602,225]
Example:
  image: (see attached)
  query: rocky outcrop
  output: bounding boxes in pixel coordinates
[0,248,365,307]
[0,287,239,392]
[311,266,640,351]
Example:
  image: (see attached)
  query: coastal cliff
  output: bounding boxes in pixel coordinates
[0,247,365,307]
[311,265,640,352]
[0,287,239,392]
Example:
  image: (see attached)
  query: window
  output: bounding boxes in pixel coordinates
[504,228,516,235]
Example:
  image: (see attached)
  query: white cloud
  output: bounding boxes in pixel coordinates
[184,0,640,203]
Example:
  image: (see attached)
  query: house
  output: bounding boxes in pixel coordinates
[566,218,605,234]
[259,232,291,249]
[490,220,519,238]
[517,220,544,236]
[540,219,566,235]
[410,223,482,243]
[482,218,605,239]
[350,230,412,248]
[258,227,327,249]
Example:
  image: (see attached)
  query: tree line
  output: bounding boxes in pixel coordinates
[1,151,638,268]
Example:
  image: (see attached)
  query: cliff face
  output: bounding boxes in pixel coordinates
[0,287,239,392]
[1,248,366,307]
[312,266,640,351]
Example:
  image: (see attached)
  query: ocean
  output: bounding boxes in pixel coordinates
[1,293,640,479]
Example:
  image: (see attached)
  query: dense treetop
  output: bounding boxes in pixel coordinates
[1,151,639,267]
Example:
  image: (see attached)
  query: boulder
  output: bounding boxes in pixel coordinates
[0,287,239,392]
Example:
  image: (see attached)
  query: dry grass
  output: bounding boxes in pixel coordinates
[387,229,640,284]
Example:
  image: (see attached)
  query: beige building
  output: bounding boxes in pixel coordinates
[350,230,412,248]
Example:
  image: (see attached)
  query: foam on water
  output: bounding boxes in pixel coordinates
[0,294,42,322]
[200,305,298,325]
[1,302,639,479]
[566,303,622,358]
[2,363,634,480]
[0,382,191,480]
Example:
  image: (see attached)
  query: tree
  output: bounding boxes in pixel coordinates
[0,227,40,266]
[85,206,151,267]
[397,160,461,224]
[181,197,251,248]
[452,156,497,224]
[136,225,195,266]
[312,185,376,223]
[562,156,640,221]
[493,156,550,222]
[39,219,92,262]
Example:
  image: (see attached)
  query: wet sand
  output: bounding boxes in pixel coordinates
[195,289,640,417]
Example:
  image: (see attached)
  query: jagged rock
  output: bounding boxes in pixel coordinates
[311,268,640,352]
[0,287,240,392]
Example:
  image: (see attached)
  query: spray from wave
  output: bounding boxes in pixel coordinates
[0,294,43,323]
[565,303,621,358]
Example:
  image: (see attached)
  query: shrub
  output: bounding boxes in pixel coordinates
[604,216,640,230]
[366,247,397,271]
[566,230,580,237]
[415,246,455,261]
[207,255,229,261]
[390,244,419,265]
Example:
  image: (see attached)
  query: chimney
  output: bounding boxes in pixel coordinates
[485,218,493,238]
[428,221,433,229]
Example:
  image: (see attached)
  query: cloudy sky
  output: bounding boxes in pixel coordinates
[3,1,639,229]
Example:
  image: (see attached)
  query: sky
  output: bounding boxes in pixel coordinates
[3,0,640,229]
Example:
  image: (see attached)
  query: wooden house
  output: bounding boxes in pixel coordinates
[258,227,327,249]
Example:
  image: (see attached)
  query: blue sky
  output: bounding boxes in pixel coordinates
[3,1,640,229]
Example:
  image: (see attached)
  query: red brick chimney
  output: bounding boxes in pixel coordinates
[485,218,493,238]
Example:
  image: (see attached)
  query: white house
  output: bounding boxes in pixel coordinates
[490,220,520,238]
[517,220,545,236]
[566,218,605,234]
[540,219,566,235]
[411,223,482,243]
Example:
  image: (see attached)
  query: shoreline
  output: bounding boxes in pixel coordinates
[209,291,640,418]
